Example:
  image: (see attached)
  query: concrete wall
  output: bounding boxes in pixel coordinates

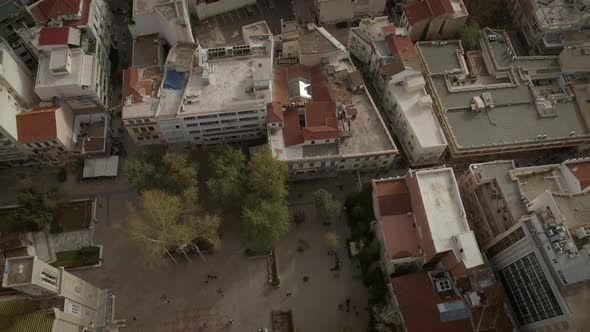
[55,105,75,151]
[194,0,256,20]
[0,45,37,106]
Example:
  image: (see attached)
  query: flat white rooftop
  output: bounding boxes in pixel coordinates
[415,167,483,268]
[35,48,94,98]
[390,75,447,148]
[182,56,272,115]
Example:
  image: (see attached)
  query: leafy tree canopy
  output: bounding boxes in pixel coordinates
[15,187,60,230]
[313,189,342,224]
[241,200,289,253]
[206,145,246,207]
[459,20,482,51]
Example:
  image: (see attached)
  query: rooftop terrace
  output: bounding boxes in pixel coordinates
[417,30,590,155]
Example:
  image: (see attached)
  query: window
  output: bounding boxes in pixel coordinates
[184,116,196,121]
[311,140,315,144]
[147,126,154,131]
[141,127,147,133]
[41,269,58,287]
[132,128,140,133]
[67,302,81,316]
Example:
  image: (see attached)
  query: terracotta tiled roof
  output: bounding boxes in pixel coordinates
[374,179,412,216]
[16,107,59,144]
[283,107,304,146]
[272,67,288,103]
[391,272,473,332]
[381,214,421,259]
[382,25,396,34]
[123,67,154,104]
[403,0,433,25]
[385,33,421,74]
[38,27,70,46]
[266,102,284,123]
[310,65,331,102]
[302,101,339,141]
[566,160,590,190]
[30,0,81,23]
[63,0,90,27]
[285,63,310,81]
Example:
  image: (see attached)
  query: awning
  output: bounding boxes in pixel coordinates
[83,156,119,178]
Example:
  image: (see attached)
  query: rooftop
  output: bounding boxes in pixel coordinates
[391,271,473,332]
[29,0,82,23]
[132,0,193,43]
[132,34,164,68]
[417,30,590,154]
[16,106,58,144]
[414,167,483,269]
[0,297,54,332]
[268,59,396,160]
[35,47,94,95]
[3,256,34,285]
[388,74,447,148]
[527,0,590,29]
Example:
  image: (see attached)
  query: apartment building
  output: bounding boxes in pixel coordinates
[0,43,37,168]
[1,255,121,331]
[122,34,166,145]
[16,104,74,163]
[416,29,590,162]
[348,17,447,165]
[129,0,194,45]
[506,0,590,54]
[0,0,38,72]
[315,0,387,24]
[29,0,113,110]
[193,0,256,20]
[398,0,468,41]
[459,159,590,331]
[267,58,398,179]
[372,167,514,332]
[34,28,109,110]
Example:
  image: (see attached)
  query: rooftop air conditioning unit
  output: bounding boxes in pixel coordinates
[575,226,590,240]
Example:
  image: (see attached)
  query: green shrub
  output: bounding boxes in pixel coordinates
[294,210,305,225]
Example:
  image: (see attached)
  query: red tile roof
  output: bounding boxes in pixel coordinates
[385,33,417,58]
[63,0,91,27]
[403,0,433,25]
[391,272,473,332]
[39,27,70,46]
[310,65,331,102]
[16,107,59,144]
[272,66,288,104]
[565,160,590,190]
[302,101,339,141]
[30,0,82,23]
[266,102,284,123]
[123,67,154,104]
[381,214,421,259]
[283,107,304,146]
[285,63,310,81]
[382,25,396,34]
[373,179,412,216]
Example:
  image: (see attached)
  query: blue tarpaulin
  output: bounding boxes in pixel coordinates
[163,70,185,90]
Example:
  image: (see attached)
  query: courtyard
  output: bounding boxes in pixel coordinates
[69,177,369,331]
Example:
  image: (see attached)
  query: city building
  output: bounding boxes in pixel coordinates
[506,0,590,54]
[459,158,590,331]
[416,29,590,162]
[0,0,39,72]
[192,0,257,21]
[267,58,398,179]
[34,28,110,110]
[372,167,514,332]
[348,17,447,165]
[128,0,194,45]
[314,0,387,24]
[1,255,122,331]
[16,104,74,164]
[0,43,37,168]
[122,34,165,145]
[28,0,114,110]
[398,0,468,41]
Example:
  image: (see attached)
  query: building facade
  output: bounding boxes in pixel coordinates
[315,0,387,24]
[348,17,447,166]
[459,159,590,331]
[398,0,468,42]
[506,0,590,54]
[192,0,257,20]
[128,0,194,46]
[2,255,121,331]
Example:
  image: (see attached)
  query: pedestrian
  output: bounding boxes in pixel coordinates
[286,292,292,297]
[132,316,137,321]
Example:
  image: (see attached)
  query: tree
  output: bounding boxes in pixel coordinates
[313,189,342,225]
[15,188,60,231]
[458,20,482,50]
[325,232,340,251]
[239,146,290,251]
[241,200,289,253]
[127,190,220,267]
[244,146,288,206]
[206,145,246,207]
[123,151,198,196]
[372,303,398,332]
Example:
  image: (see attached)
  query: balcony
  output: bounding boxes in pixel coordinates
[73,113,109,155]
